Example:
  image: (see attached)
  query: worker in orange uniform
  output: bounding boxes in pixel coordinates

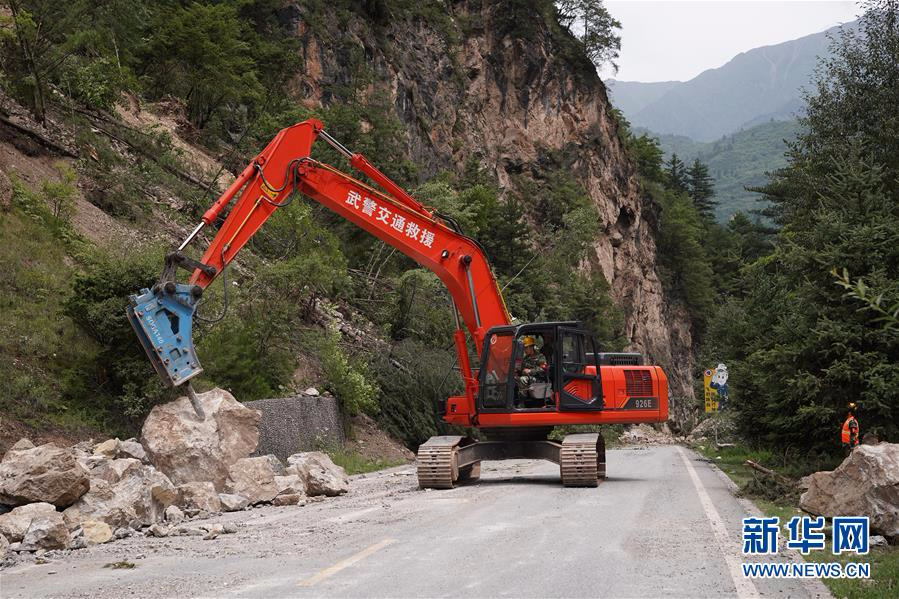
[841,403,860,452]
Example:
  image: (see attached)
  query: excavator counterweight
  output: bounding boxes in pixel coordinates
[128,120,668,488]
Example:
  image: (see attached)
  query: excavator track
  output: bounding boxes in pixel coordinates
[416,436,462,489]
[560,433,605,487]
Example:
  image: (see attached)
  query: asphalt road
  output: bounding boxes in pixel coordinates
[1,446,830,598]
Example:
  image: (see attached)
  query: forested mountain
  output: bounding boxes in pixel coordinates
[607,23,852,141]
[650,120,802,221]
[0,0,696,446]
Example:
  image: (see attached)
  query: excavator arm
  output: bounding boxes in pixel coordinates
[128,120,509,415]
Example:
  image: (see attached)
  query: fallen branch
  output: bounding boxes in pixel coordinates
[0,114,78,158]
[744,459,795,487]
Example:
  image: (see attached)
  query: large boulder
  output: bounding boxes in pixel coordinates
[286,452,349,497]
[0,441,90,508]
[218,494,249,512]
[0,502,58,542]
[63,463,176,530]
[20,512,70,551]
[141,388,261,490]
[224,455,284,505]
[176,482,222,513]
[800,443,899,539]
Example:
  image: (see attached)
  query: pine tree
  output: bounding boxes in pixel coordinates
[664,153,689,194]
[556,0,621,72]
[687,159,717,219]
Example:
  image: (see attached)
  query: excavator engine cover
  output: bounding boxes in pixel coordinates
[127,285,202,387]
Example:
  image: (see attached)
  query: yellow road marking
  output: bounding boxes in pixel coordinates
[297,538,396,587]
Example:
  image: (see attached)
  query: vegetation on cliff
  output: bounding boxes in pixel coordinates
[0,0,626,446]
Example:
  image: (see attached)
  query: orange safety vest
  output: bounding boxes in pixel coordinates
[841,415,859,445]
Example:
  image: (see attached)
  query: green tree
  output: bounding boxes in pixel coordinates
[687,159,716,219]
[556,0,622,72]
[707,0,899,451]
[664,153,689,194]
[141,2,264,129]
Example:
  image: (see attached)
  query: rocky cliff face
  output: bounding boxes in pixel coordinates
[280,1,694,413]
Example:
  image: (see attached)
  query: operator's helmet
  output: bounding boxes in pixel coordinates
[848,402,857,412]
[521,335,536,348]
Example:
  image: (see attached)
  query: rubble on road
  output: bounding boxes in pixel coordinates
[0,441,90,508]
[20,513,70,551]
[225,455,285,505]
[800,442,899,540]
[62,461,176,530]
[0,388,352,563]
[619,424,675,445]
[141,388,261,490]
[176,482,222,514]
[287,452,349,496]
[218,493,250,512]
[686,417,737,444]
[0,502,58,542]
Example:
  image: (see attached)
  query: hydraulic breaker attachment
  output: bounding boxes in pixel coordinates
[127,283,203,389]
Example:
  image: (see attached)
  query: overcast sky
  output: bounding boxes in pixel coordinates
[602,1,860,82]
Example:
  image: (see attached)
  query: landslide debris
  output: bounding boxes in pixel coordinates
[0,388,350,562]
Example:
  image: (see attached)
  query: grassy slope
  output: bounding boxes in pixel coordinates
[0,200,108,437]
[693,443,897,598]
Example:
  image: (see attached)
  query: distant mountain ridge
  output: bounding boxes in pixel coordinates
[607,23,854,141]
[647,120,802,221]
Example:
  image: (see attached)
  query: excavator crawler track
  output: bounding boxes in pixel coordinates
[416,436,463,489]
[560,433,605,487]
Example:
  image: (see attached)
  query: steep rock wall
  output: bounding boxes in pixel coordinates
[280,2,694,411]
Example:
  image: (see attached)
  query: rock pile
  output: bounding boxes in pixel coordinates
[618,424,675,446]
[800,443,899,541]
[0,388,350,556]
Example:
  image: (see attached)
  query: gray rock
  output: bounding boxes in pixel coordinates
[272,494,304,506]
[0,502,58,542]
[114,527,133,539]
[222,523,238,534]
[141,388,261,491]
[0,532,8,558]
[304,387,320,397]
[0,443,90,507]
[224,455,284,505]
[274,474,306,497]
[20,513,70,550]
[800,443,899,539]
[286,452,349,497]
[63,463,176,530]
[218,493,249,512]
[147,523,170,538]
[164,505,185,525]
[176,482,222,513]
[870,535,888,547]
[203,524,224,540]
[84,458,144,485]
[7,439,34,452]
[118,441,147,462]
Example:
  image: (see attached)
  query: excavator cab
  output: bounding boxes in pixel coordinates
[477,322,603,413]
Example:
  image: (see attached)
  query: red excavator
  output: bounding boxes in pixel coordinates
[128,120,667,488]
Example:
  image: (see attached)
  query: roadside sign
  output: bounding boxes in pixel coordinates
[703,368,718,413]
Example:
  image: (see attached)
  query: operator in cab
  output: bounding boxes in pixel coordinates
[518,335,548,391]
